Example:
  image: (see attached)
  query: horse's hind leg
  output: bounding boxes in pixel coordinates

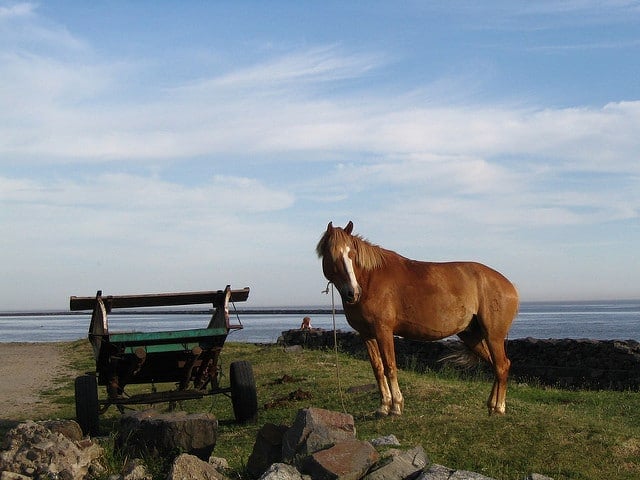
[485,335,511,415]
[363,338,392,416]
[478,284,518,415]
[458,321,509,414]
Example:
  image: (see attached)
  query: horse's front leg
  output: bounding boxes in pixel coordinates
[364,338,392,416]
[375,331,404,415]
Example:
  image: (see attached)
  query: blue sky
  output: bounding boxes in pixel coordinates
[1,1,639,310]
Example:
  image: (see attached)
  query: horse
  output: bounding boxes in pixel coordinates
[316,221,519,416]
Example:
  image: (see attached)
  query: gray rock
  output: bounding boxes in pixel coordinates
[121,458,152,480]
[368,435,401,448]
[416,464,453,480]
[417,466,497,480]
[40,419,84,442]
[116,409,218,460]
[167,453,226,480]
[448,471,496,480]
[364,445,428,480]
[258,463,307,480]
[302,439,379,480]
[209,456,230,471]
[0,472,32,480]
[282,408,356,462]
[247,423,290,478]
[524,475,554,480]
[284,345,304,353]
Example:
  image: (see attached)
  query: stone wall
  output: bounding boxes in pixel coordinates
[280,329,640,390]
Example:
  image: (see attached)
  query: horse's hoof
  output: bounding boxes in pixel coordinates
[375,407,390,417]
[390,406,403,416]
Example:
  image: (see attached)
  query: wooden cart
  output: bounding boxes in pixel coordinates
[69,286,257,436]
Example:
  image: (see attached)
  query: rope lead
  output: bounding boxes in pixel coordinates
[323,282,348,414]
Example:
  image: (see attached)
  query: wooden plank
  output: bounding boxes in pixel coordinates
[70,287,250,311]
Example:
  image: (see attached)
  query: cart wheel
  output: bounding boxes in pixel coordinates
[230,361,257,423]
[75,375,100,436]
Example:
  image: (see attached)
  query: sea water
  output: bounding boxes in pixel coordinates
[1,300,639,343]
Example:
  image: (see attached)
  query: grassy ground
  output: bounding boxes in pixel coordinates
[10,340,640,480]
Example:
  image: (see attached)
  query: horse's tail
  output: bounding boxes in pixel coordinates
[438,341,483,369]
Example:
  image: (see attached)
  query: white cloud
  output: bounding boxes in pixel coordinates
[1,9,639,174]
[1,22,638,244]
[0,2,87,52]
[191,45,381,89]
[0,172,300,306]
[1,3,639,308]
[0,2,34,19]
[2,172,293,215]
[1,172,294,266]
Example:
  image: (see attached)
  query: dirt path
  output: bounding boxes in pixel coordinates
[0,343,76,421]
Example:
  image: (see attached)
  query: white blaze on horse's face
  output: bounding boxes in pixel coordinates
[340,246,361,304]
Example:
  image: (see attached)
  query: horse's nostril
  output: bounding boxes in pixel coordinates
[340,288,353,302]
[345,290,357,303]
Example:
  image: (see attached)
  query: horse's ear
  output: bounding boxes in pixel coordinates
[326,222,334,233]
[344,221,354,234]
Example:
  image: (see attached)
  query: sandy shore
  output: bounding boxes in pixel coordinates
[0,343,76,421]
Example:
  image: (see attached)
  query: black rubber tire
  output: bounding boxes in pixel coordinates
[230,360,258,423]
[74,374,99,436]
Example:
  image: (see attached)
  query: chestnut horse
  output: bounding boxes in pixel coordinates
[317,221,519,415]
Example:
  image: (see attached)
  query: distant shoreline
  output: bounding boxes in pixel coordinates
[3,298,640,317]
[0,308,345,317]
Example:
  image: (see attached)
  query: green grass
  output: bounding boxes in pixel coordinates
[12,340,640,480]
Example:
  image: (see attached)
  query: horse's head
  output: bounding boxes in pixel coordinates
[316,221,362,304]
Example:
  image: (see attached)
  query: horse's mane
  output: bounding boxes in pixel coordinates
[316,227,386,271]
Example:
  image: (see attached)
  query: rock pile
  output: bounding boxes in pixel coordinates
[0,420,104,479]
[0,408,553,480]
[245,407,551,480]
